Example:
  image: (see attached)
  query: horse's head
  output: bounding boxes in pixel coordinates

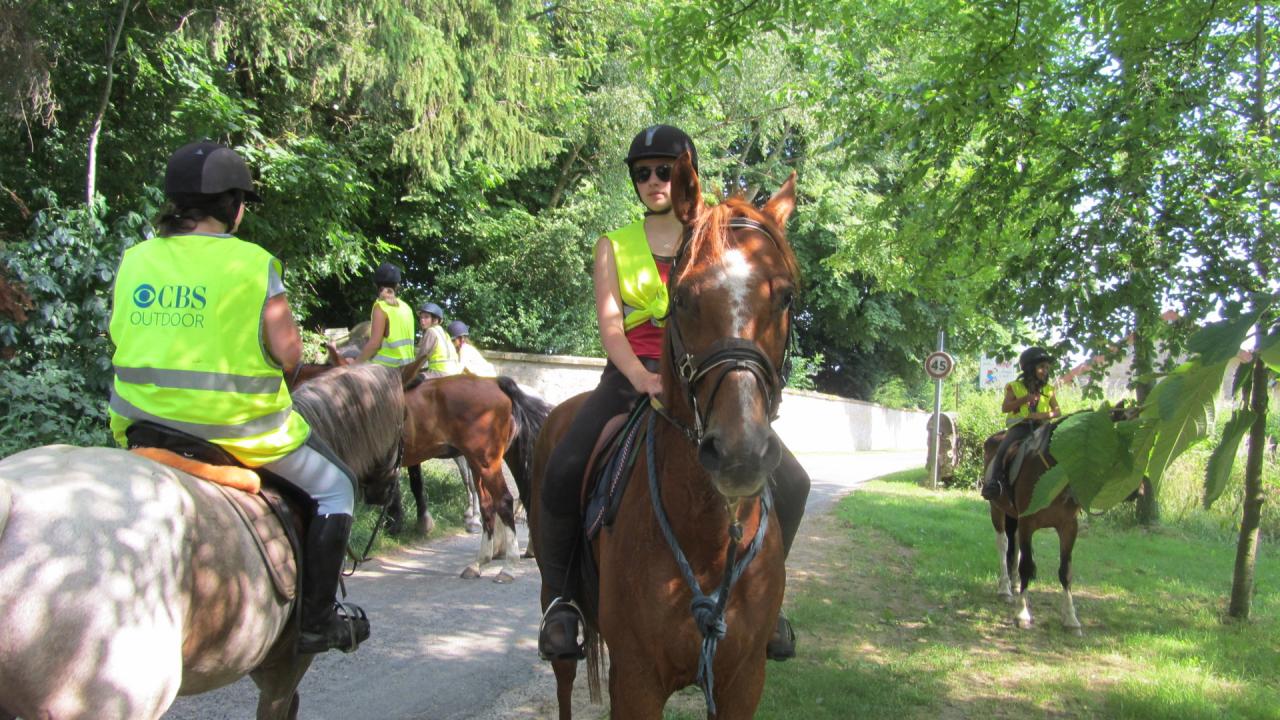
[662,152,799,499]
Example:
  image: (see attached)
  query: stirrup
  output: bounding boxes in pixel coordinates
[298,602,370,655]
[538,597,586,661]
[766,613,796,661]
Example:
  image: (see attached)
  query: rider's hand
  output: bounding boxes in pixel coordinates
[1027,393,1040,407]
[632,370,663,398]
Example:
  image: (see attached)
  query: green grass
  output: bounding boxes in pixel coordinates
[742,467,1280,720]
[350,460,472,555]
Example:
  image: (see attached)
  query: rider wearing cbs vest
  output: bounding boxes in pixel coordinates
[416,301,461,377]
[537,125,811,663]
[355,262,416,367]
[448,320,498,377]
[980,346,1062,500]
[108,141,369,655]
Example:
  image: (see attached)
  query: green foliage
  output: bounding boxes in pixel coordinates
[1203,409,1256,509]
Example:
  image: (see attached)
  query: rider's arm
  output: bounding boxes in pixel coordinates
[355,305,388,363]
[1047,392,1062,419]
[1000,384,1028,414]
[262,294,302,371]
[594,236,661,397]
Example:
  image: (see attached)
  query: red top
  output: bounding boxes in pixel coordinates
[623,258,671,360]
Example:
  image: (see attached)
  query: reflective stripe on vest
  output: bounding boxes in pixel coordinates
[108,233,310,466]
[373,299,416,367]
[427,325,461,374]
[1005,380,1056,427]
[606,219,667,331]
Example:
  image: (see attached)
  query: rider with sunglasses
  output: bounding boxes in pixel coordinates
[537,124,810,663]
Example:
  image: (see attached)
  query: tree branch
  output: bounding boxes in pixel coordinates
[85,0,131,206]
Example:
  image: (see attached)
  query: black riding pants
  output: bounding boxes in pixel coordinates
[541,360,811,557]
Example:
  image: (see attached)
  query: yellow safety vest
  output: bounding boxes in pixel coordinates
[606,219,667,331]
[108,233,310,466]
[426,325,461,374]
[458,343,497,377]
[1006,380,1056,427]
[373,299,415,367]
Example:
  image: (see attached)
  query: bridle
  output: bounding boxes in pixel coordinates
[659,216,795,445]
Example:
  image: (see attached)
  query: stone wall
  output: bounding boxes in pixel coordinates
[486,350,930,453]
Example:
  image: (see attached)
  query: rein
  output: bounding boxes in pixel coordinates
[645,409,771,717]
[343,435,405,576]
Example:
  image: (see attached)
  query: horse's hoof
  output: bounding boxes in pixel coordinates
[998,591,1015,604]
[417,515,436,537]
[1066,625,1083,637]
[493,572,515,584]
[460,567,481,579]
[1016,618,1034,630]
[521,549,535,559]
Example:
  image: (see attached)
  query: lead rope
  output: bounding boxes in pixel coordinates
[646,410,772,716]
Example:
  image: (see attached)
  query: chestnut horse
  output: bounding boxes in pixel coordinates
[984,403,1139,634]
[530,154,798,719]
[396,373,551,581]
[0,362,421,720]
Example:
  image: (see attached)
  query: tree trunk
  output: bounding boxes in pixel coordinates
[1228,352,1269,619]
[1132,328,1160,525]
[85,0,130,206]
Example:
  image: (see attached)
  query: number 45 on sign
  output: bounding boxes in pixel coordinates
[925,351,955,380]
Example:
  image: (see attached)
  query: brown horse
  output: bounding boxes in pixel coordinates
[530,153,798,719]
[396,373,550,581]
[0,361,422,720]
[984,403,1139,634]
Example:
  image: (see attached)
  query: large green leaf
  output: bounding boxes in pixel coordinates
[1203,409,1256,509]
[1261,330,1280,374]
[1187,311,1259,365]
[1142,360,1227,490]
[1087,417,1153,511]
[1048,408,1123,508]
[1026,464,1071,516]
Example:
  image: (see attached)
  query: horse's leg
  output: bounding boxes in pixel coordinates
[1015,522,1037,629]
[552,658,578,720]
[384,474,405,536]
[408,463,434,536]
[991,507,1013,602]
[606,659,667,720]
[710,657,768,720]
[455,456,482,534]
[1058,517,1083,634]
[250,655,313,720]
[461,455,494,579]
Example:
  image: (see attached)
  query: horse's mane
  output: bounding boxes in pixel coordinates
[291,364,405,484]
[679,196,800,285]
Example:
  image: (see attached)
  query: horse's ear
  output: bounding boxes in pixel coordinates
[401,353,429,387]
[670,151,703,227]
[762,172,797,228]
[325,342,346,367]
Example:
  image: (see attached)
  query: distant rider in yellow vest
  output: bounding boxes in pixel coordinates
[416,301,461,377]
[355,262,415,367]
[108,140,368,654]
[980,346,1062,500]
[448,320,497,377]
[537,125,811,662]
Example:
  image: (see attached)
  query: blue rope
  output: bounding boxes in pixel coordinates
[645,410,772,716]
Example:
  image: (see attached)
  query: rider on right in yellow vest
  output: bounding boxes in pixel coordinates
[416,301,461,378]
[980,346,1062,500]
[447,320,498,377]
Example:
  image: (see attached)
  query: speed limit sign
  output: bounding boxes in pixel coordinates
[924,351,955,380]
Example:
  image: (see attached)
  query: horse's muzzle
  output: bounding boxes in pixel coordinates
[698,427,781,498]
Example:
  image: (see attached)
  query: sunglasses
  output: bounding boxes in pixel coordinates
[630,164,672,183]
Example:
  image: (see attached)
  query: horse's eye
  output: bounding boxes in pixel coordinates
[778,287,794,309]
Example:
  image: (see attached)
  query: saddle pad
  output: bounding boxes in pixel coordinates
[215,484,298,602]
[131,447,261,493]
[1007,424,1053,489]
[584,403,648,541]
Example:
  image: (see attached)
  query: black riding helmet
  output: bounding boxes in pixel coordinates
[418,302,444,320]
[165,141,261,202]
[1019,347,1053,376]
[624,125,699,174]
[447,320,469,338]
[373,262,402,287]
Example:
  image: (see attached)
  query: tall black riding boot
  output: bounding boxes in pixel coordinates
[298,513,370,654]
[767,450,810,661]
[537,510,585,661]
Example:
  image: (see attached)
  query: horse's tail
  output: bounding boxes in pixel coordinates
[585,625,604,704]
[497,376,552,509]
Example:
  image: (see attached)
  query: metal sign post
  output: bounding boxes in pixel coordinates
[924,333,955,491]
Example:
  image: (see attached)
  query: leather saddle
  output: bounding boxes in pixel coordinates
[581,400,649,541]
[126,422,304,601]
[994,423,1054,490]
